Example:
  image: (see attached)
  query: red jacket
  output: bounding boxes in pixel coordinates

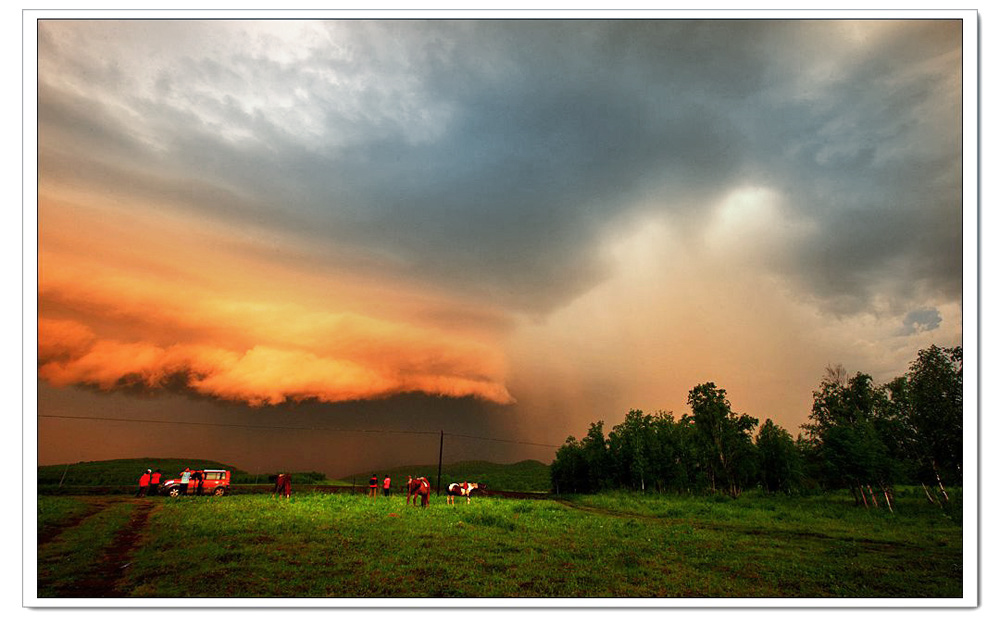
[151,472,161,484]
[138,473,150,487]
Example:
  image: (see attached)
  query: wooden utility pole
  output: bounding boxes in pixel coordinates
[436,430,444,496]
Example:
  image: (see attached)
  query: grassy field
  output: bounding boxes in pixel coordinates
[35,488,963,599]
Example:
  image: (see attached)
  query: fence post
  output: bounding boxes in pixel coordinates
[437,430,444,496]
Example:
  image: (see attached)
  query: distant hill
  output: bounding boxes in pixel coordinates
[342,459,551,493]
[37,458,327,486]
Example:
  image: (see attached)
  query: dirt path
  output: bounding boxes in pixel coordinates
[63,498,159,597]
[37,499,107,547]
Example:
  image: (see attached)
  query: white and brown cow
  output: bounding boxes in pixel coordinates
[446,481,481,504]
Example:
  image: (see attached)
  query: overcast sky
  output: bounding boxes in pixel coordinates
[35,19,965,477]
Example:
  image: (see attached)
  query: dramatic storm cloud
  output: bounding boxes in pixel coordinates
[35,19,964,474]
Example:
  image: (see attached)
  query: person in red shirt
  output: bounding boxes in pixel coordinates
[382,475,391,498]
[136,469,151,497]
[149,469,162,496]
[272,473,291,499]
[369,473,378,500]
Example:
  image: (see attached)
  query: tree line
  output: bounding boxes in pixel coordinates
[550,345,962,507]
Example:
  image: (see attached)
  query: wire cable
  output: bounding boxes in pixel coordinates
[37,412,561,448]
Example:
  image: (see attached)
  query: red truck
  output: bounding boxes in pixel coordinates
[160,469,231,497]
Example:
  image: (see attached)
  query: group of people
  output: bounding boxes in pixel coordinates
[135,469,162,497]
[368,473,392,499]
[135,467,206,497]
[178,468,207,495]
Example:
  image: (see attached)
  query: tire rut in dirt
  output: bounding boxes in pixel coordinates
[68,499,158,598]
[37,500,106,547]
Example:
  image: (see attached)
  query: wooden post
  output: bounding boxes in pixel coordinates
[883,488,894,513]
[436,430,444,496]
[935,469,950,503]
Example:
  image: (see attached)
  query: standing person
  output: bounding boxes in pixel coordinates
[180,468,192,495]
[369,473,378,500]
[192,469,204,496]
[150,469,162,496]
[382,474,391,498]
[135,469,151,497]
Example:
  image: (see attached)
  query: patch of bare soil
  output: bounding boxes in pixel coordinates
[67,499,158,597]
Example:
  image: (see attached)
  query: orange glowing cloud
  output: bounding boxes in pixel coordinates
[37,194,515,407]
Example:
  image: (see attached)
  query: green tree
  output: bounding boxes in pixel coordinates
[755,419,802,494]
[802,366,897,508]
[580,421,611,492]
[550,421,611,494]
[550,436,583,494]
[607,409,655,490]
[903,345,963,500]
[686,382,759,497]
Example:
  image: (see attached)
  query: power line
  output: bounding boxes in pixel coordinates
[36,412,561,449]
[446,431,560,449]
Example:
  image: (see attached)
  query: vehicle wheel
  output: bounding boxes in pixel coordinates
[213,487,226,496]
[168,486,182,498]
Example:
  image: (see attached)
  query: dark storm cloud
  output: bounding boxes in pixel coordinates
[38,19,963,317]
[899,308,943,336]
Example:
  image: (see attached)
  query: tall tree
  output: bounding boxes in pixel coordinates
[608,409,653,491]
[686,382,758,497]
[802,367,896,507]
[756,418,802,494]
[904,345,963,499]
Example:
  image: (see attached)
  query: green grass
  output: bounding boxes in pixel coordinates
[37,495,95,538]
[37,497,138,597]
[36,489,963,598]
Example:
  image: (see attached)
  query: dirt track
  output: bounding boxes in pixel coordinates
[38,497,158,598]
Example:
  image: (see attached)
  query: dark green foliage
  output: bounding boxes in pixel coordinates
[685,383,759,497]
[551,435,590,494]
[904,345,963,486]
[552,386,765,497]
[37,458,241,486]
[756,419,802,494]
[801,368,899,501]
[799,345,963,506]
[608,410,694,493]
[550,344,961,503]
